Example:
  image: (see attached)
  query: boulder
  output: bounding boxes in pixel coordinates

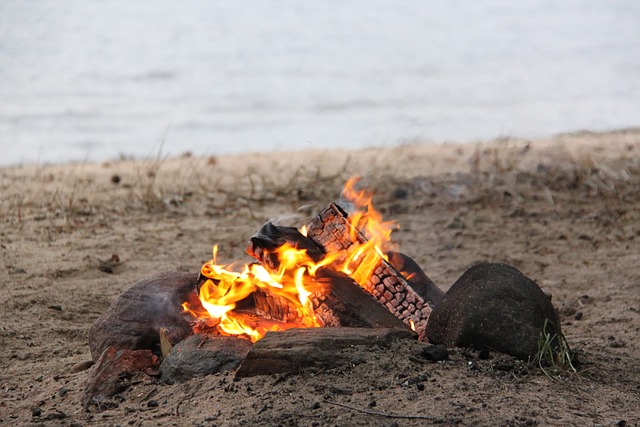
[160,334,253,384]
[425,263,560,359]
[88,271,200,360]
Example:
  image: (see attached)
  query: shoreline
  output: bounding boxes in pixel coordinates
[3,127,639,172]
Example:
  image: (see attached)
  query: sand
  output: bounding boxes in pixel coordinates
[1,129,639,426]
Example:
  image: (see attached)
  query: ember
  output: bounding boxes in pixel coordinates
[182,177,435,341]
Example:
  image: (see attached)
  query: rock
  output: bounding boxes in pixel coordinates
[425,263,561,359]
[421,343,449,361]
[88,271,201,360]
[160,334,253,384]
[82,346,158,409]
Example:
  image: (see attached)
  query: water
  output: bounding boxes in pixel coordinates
[1,1,639,166]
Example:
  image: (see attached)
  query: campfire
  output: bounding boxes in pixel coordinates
[181,177,435,342]
[84,176,562,409]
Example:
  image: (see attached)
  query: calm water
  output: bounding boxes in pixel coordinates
[1,1,639,166]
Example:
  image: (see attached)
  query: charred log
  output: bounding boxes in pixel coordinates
[250,270,408,330]
[246,221,325,270]
[304,200,439,338]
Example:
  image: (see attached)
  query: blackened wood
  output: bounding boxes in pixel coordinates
[305,201,435,338]
[313,269,409,329]
[246,221,325,271]
[235,327,415,378]
[358,258,432,339]
[304,201,361,265]
[250,270,408,330]
[386,251,445,306]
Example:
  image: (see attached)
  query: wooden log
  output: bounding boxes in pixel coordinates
[304,200,437,339]
[246,221,325,271]
[245,218,409,331]
[387,251,445,305]
[235,327,416,378]
[313,269,409,329]
[250,269,409,330]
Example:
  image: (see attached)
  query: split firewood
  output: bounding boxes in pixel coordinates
[386,251,444,306]
[250,269,409,330]
[304,200,438,337]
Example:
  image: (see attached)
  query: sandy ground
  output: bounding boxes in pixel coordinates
[1,129,639,426]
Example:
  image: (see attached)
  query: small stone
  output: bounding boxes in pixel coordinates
[478,348,491,360]
[421,344,449,362]
[310,401,321,410]
[368,400,377,407]
[31,407,42,417]
[574,312,583,320]
[147,400,159,408]
[416,383,425,391]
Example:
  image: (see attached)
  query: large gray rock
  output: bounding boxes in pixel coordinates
[160,334,253,383]
[425,263,560,359]
[88,271,200,360]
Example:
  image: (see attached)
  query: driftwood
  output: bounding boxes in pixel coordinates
[235,327,415,378]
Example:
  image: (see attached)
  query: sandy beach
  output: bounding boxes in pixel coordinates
[1,129,639,426]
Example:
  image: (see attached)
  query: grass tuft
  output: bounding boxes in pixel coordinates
[529,319,578,378]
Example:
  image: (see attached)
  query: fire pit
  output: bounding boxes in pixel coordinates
[83,176,560,409]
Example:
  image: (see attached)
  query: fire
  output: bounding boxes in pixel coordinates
[182,177,396,342]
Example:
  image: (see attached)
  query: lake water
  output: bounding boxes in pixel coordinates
[1,1,639,166]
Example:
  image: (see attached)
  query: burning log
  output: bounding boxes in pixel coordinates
[251,270,408,330]
[185,179,439,343]
[245,223,408,330]
[235,327,415,378]
[305,200,437,337]
[246,221,325,270]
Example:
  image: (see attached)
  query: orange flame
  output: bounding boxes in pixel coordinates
[182,177,396,342]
